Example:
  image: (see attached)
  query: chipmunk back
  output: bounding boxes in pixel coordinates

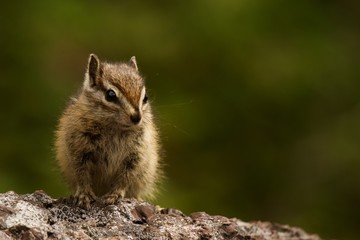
[55,54,161,209]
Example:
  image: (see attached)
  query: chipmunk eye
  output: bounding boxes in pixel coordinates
[143,94,148,104]
[105,89,117,102]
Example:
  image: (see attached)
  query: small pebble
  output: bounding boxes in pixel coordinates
[189,212,208,220]
[221,222,238,236]
[131,204,155,223]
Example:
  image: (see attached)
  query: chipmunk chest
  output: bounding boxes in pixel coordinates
[98,132,139,171]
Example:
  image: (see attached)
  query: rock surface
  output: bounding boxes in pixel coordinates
[0,191,320,240]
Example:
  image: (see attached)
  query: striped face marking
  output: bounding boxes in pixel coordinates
[140,87,147,110]
[103,81,135,113]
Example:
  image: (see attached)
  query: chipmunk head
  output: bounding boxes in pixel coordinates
[82,54,149,127]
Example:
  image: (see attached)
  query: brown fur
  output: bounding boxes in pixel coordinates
[55,54,161,209]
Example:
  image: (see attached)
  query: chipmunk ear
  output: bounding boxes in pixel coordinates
[129,56,138,71]
[85,53,101,88]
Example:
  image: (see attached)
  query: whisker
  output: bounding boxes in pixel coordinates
[158,116,192,137]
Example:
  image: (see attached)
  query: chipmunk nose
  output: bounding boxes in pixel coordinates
[130,112,141,124]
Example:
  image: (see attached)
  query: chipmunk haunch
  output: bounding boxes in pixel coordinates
[55,54,161,209]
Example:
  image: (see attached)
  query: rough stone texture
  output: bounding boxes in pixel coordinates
[0,191,321,240]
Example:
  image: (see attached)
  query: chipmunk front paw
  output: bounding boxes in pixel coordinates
[74,188,96,210]
[102,190,125,205]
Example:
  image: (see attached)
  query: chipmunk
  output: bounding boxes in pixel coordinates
[55,54,161,209]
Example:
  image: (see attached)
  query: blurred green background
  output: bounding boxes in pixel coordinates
[1,1,359,239]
